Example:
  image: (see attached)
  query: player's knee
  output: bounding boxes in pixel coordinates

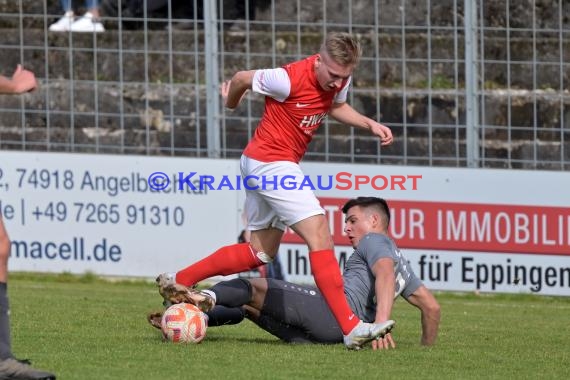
[310,218,334,250]
[305,228,334,251]
[426,299,441,320]
[292,215,333,250]
[248,231,281,257]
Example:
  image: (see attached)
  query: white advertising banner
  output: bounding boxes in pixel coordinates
[0,151,241,277]
[277,162,570,296]
[1,152,569,296]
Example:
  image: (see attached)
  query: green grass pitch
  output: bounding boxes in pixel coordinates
[9,272,569,380]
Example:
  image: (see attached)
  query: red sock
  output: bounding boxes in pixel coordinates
[310,249,359,334]
[175,243,263,286]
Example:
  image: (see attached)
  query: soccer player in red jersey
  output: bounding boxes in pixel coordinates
[157,32,395,349]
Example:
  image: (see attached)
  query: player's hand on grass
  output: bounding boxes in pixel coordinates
[371,332,396,350]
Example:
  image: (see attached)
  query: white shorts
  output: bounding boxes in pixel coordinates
[240,155,325,231]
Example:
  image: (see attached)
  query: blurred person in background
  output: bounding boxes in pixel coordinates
[49,0,105,33]
[100,0,261,31]
[100,0,200,30]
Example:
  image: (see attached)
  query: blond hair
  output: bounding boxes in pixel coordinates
[320,32,362,66]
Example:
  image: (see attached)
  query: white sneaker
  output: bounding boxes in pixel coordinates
[48,11,75,32]
[343,320,395,350]
[69,12,105,33]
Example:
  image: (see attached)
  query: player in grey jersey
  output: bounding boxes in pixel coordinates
[149,197,440,349]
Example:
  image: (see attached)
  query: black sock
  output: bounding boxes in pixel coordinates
[210,278,252,308]
[0,282,12,360]
[205,305,245,326]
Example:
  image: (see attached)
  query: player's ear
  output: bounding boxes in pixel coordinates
[370,212,381,228]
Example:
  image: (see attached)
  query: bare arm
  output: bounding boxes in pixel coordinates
[405,285,441,346]
[221,70,256,109]
[372,257,396,323]
[370,257,397,350]
[329,102,393,146]
[0,65,37,94]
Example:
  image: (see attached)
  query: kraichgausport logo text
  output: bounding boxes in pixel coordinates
[147,171,422,191]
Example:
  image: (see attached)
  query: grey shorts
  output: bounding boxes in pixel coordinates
[252,279,343,344]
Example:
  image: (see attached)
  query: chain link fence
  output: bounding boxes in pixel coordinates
[0,0,568,169]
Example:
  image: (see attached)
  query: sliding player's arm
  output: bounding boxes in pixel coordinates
[370,257,397,350]
[405,285,441,346]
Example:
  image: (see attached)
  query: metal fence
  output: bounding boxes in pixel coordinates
[0,0,568,170]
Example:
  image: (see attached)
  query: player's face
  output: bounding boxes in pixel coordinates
[314,52,354,91]
[344,206,375,248]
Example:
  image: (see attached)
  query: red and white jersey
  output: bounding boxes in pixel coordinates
[243,54,351,163]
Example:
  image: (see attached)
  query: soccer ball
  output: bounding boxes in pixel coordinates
[161,303,207,343]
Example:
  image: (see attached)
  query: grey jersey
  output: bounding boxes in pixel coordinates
[343,233,422,323]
